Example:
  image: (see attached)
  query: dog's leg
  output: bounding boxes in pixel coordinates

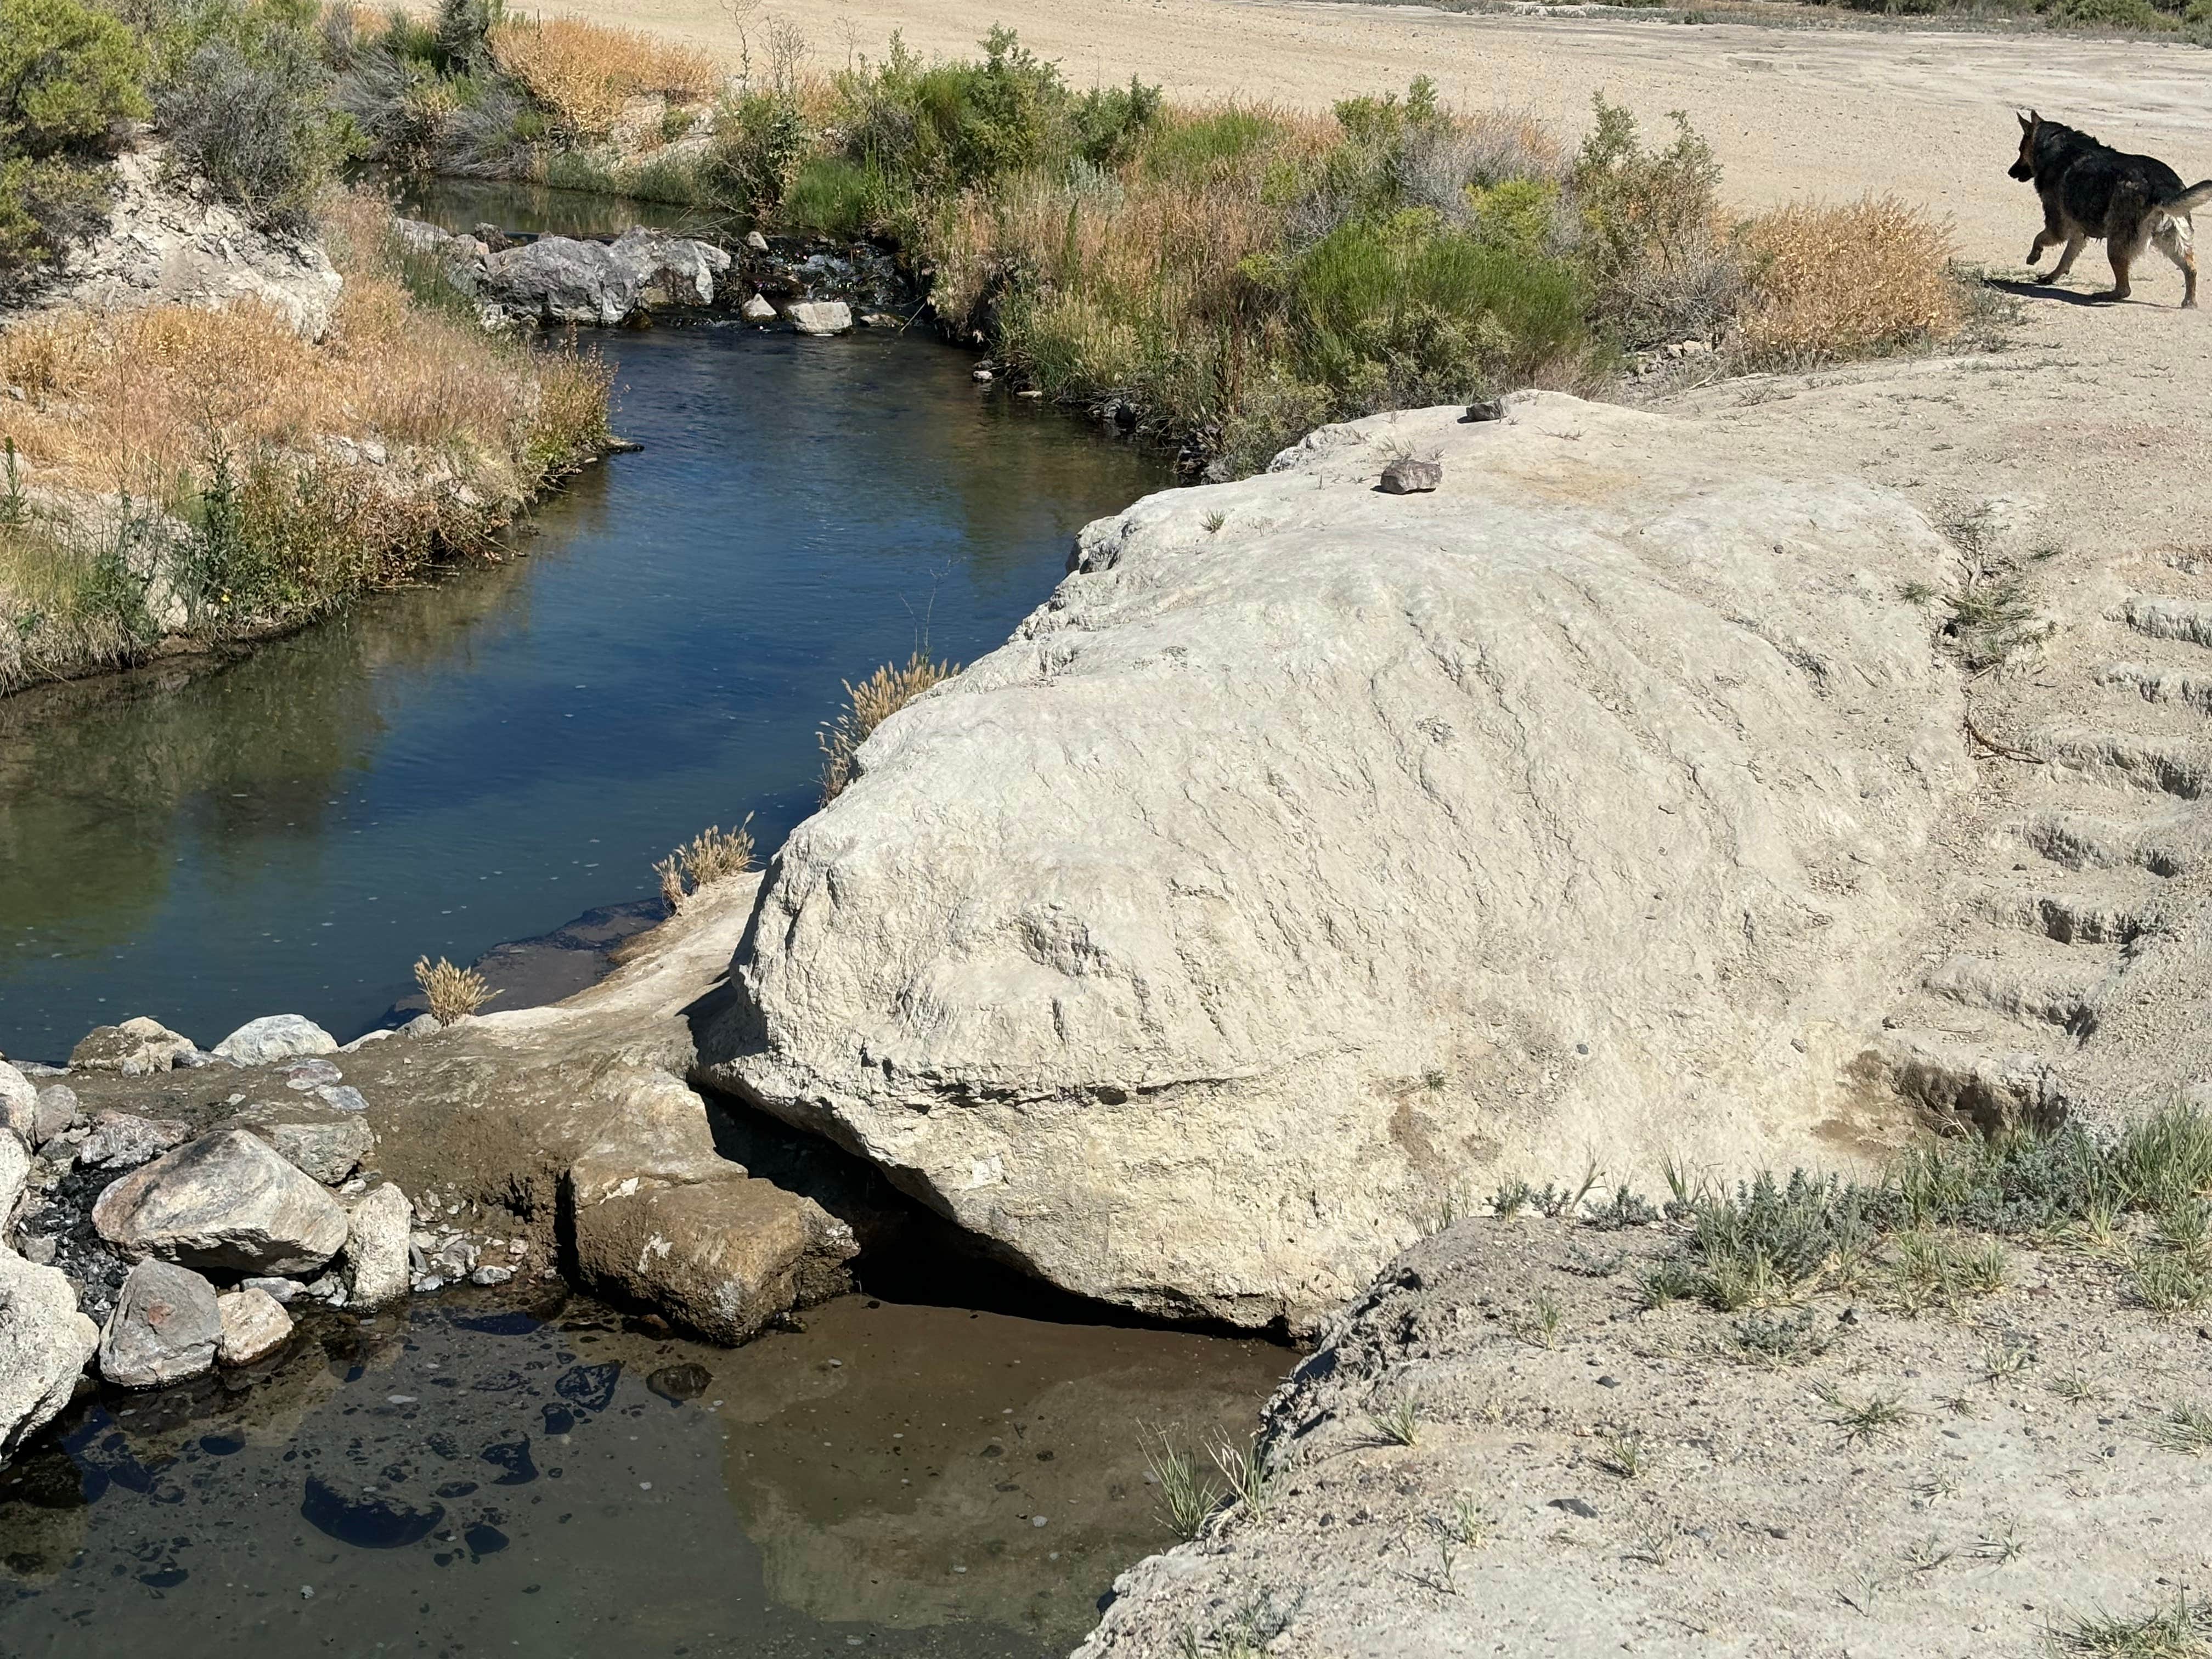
[2154,217,2199,309]
[2107,248,2134,302]
[2048,234,2089,282]
[2027,228,2058,266]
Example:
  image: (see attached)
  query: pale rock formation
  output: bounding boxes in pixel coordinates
[0,1249,98,1460]
[31,1086,81,1147]
[212,1014,338,1066]
[100,1260,220,1387]
[78,1111,189,1169]
[785,300,851,336]
[92,1130,349,1274]
[0,1131,26,1226]
[699,394,1970,1329]
[216,1287,294,1365]
[342,1183,411,1309]
[24,149,342,339]
[69,1017,197,1075]
[0,1064,34,1141]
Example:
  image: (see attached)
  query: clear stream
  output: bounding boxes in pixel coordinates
[0,194,1277,1655]
[0,275,1166,1057]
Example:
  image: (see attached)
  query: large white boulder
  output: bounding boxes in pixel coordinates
[699,394,1970,1329]
[92,1129,349,1275]
[212,1014,338,1066]
[0,1249,98,1459]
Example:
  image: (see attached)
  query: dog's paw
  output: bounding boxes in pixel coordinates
[2025,244,2045,264]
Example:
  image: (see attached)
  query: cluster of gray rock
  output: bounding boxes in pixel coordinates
[391,218,900,337]
[0,1011,471,1464]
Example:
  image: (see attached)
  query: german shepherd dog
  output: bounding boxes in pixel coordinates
[2017,112,2212,307]
[2012,111,2212,307]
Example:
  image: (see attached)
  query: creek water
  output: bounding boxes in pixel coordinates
[0,265,1166,1058]
[0,1288,1285,1655]
[0,195,1279,1654]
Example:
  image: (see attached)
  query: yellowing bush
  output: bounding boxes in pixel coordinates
[1740,195,1963,360]
[488,17,720,136]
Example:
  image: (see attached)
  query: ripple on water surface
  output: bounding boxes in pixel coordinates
[0,1290,1285,1655]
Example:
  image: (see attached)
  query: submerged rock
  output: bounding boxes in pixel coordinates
[216,1287,293,1365]
[92,1130,350,1275]
[343,1183,411,1310]
[100,1260,220,1387]
[570,1173,855,1346]
[699,392,1969,1329]
[212,1014,339,1066]
[0,1248,99,1460]
[69,1017,197,1076]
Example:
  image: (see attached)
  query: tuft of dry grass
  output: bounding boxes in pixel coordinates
[489,17,721,137]
[1739,195,1965,362]
[413,955,493,1023]
[817,652,961,805]
[653,814,757,911]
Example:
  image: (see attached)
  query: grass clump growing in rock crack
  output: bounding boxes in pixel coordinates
[1206,1427,1281,1520]
[816,652,962,805]
[413,954,493,1023]
[653,814,757,912]
[1142,1426,1223,1540]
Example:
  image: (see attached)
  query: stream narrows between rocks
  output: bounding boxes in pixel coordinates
[0,190,1277,1654]
[0,290,1167,1055]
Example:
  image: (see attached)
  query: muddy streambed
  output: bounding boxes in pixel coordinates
[0,1288,1284,1655]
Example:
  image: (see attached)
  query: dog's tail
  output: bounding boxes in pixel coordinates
[2158,179,2212,217]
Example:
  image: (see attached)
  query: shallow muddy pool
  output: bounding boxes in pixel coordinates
[0,311,1167,1056]
[0,1289,1285,1656]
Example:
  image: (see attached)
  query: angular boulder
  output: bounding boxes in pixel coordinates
[570,1172,856,1346]
[785,300,851,336]
[212,1014,338,1066]
[0,1248,97,1458]
[100,1260,220,1387]
[226,1100,374,1184]
[611,226,730,308]
[342,1183,411,1309]
[216,1288,294,1365]
[31,1086,80,1147]
[698,394,1970,1330]
[69,1017,197,1075]
[92,1130,349,1275]
[78,1111,188,1170]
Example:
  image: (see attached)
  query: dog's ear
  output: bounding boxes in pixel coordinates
[2017,109,2034,133]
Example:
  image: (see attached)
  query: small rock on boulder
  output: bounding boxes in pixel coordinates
[1378,456,1442,494]
[78,1111,189,1170]
[212,1014,339,1066]
[570,1173,855,1346]
[785,300,853,337]
[343,1183,411,1309]
[100,1260,219,1388]
[225,1101,374,1184]
[69,1017,197,1076]
[216,1288,293,1365]
[92,1130,349,1275]
[0,1248,99,1459]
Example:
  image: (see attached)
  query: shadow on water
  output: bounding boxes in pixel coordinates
[0,325,1169,1057]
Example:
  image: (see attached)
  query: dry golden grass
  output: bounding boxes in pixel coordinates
[817,653,961,804]
[488,17,721,136]
[414,955,494,1023]
[653,814,757,911]
[1739,195,1965,360]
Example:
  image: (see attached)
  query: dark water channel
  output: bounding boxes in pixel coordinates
[0,1289,1285,1655]
[0,247,1167,1057]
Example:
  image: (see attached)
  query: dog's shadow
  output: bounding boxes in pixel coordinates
[1984,275,2133,307]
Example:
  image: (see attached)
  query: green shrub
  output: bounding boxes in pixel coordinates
[157,27,338,230]
[0,153,112,284]
[706,87,808,215]
[0,0,150,155]
[840,28,1076,192]
[779,154,877,238]
[1571,96,1743,347]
